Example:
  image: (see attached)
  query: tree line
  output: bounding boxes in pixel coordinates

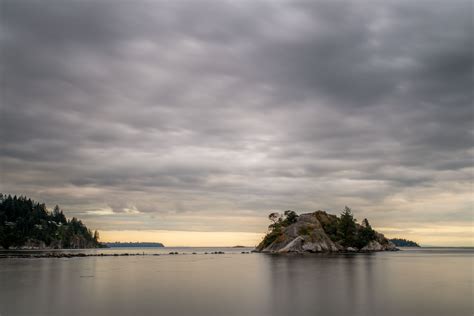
[389,238,420,247]
[0,194,102,249]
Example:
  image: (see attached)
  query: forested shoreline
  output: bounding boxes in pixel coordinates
[0,194,103,249]
[389,238,420,247]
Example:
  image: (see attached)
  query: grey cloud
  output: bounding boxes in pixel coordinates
[1,0,472,233]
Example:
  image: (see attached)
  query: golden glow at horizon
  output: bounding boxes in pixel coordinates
[99,226,473,247]
[100,230,265,247]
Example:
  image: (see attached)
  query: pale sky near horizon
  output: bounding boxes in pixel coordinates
[1,0,472,246]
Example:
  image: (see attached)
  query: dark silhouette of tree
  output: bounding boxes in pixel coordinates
[93,230,100,243]
[53,205,67,224]
[268,212,280,224]
[283,210,298,225]
[355,218,376,249]
[338,206,357,247]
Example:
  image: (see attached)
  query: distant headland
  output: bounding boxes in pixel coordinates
[255,207,398,253]
[0,194,103,249]
[389,238,420,247]
[105,242,164,248]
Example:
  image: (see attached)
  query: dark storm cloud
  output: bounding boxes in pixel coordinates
[1,0,472,233]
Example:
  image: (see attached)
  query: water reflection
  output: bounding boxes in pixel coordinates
[0,248,472,316]
[265,254,374,315]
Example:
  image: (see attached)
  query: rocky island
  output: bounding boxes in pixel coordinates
[255,207,397,253]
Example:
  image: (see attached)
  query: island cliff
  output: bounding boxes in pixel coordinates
[255,207,397,253]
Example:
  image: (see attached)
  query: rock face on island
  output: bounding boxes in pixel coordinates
[255,208,397,253]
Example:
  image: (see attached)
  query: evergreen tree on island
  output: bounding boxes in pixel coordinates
[338,206,357,247]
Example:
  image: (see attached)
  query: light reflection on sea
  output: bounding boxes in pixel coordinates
[0,247,472,316]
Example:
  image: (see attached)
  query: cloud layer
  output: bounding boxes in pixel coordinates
[1,0,472,244]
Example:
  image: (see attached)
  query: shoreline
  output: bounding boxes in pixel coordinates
[0,251,251,259]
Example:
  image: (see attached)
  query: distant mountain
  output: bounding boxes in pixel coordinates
[389,238,420,247]
[0,194,103,249]
[255,207,398,253]
[105,242,164,248]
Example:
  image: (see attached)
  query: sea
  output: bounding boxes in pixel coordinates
[0,247,472,316]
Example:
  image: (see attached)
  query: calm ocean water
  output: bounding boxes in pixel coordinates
[0,247,472,316]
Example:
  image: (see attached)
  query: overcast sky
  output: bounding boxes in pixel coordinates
[1,0,472,246]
